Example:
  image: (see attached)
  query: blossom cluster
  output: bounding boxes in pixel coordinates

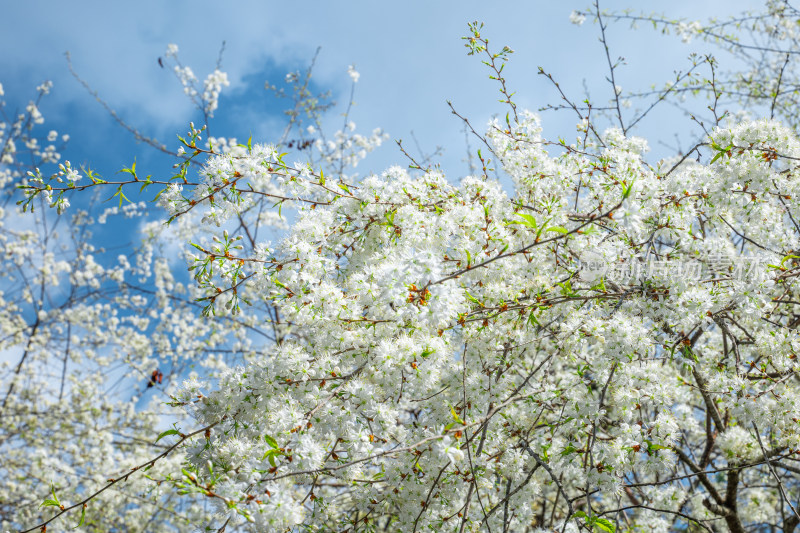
[0,80,275,532]
[146,111,800,531]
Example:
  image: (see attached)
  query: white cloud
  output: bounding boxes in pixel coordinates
[0,0,761,176]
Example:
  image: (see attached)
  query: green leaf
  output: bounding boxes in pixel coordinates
[73,504,86,529]
[546,226,569,234]
[710,142,733,164]
[450,405,465,425]
[645,440,668,453]
[572,511,616,533]
[464,291,482,305]
[319,170,325,186]
[262,448,282,463]
[264,435,278,449]
[117,188,131,208]
[622,180,635,200]
[780,254,800,268]
[681,345,699,362]
[155,428,180,443]
[40,499,61,509]
[120,160,136,176]
[560,444,578,456]
[506,212,538,229]
[40,484,62,509]
[557,280,574,297]
[590,278,607,292]
[593,518,616,533]
[535,217,553,241]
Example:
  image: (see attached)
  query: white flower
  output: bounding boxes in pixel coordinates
[436,436,465,463]
[26,102,44,124]
[54,196,70,214]
[202,69,229,117]
[347,64,360,83]
[677,21,702,44]
[165,43,179,58]
[36,81,53,95]
[569,10,586,26]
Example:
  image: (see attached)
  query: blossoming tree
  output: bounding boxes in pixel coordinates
[1,40,386,533]
[0,66,265,532]
[8,2,800,532]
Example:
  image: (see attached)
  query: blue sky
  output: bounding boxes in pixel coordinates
[2,0,762,189]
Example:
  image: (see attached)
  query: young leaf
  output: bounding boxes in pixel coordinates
[560,444,578,456]
[155,428,181,443]
[40,499,60,509]
[40,484,62,509]
[450,405,465,425]
[592,518,616,533]
[73,504,87,529]
[645,440,668,453]
[506,212,538,229]
[546,226,569,234]
[464,291,482,305]
[622,180,635,200]
[535,217,553,241]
